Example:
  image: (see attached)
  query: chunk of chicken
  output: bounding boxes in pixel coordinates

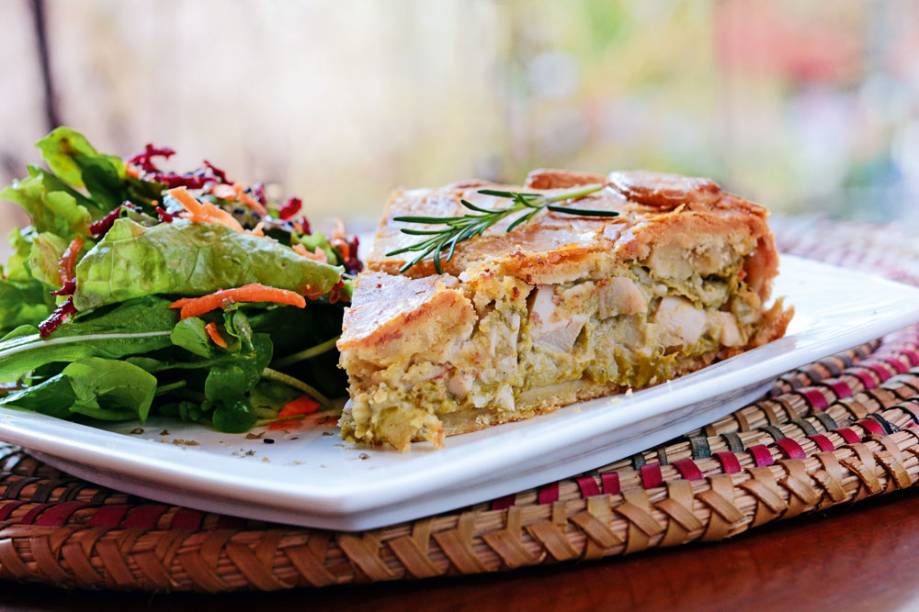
[655,296,706,347]
[529,286,588,352]
[708,311,744,347]
[598,277,647,318]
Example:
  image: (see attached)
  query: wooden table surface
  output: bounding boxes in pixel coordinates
[0,489,916,612]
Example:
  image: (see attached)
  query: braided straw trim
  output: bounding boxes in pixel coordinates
[0,401,917,591]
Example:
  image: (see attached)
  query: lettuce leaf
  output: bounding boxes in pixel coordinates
[4,227,34,281]
[73,218,342,311]
[36,127,124,192]
[0,279,54,336]
[0,298,176,381]
[27,232,68,287]
[0,229,62,336]
[1,167,93,238]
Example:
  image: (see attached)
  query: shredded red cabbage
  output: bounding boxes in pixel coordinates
[328,281,344,305]
[88,205,124,238]
[278,197,302,221]
[128,144,175,173]
[155,206,175,223]
[203,160,232,185]
[38,298,76,338]
[251,183,267,205]
[51,278,76,297]
[343,236,363,274]
[152,172,212,189]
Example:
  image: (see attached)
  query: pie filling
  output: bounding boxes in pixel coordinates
[340,240,787,450]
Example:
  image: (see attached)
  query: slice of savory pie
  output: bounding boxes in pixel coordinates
[338,169,793,450]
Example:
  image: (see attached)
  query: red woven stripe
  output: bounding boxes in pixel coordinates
[776,438,806,459]
[0,500,25,521]
[639,463,664,489]
[34,501,89,527]
[809,434,835,452]
[881,356,908,374]
[748,444,774,467]
[851,369,878,390]
[835,427,862,444]
[123,505,168,529]
[600,472,621,496]
[672,458,704,481]
[490,495,515,510]
[19,504,50,525]
[89,504,129,528]
[901,349,919,366]
[169,507,204,530]
[857,418,884,436]
[537,483,560,505]
[865,363,893,382]
[715,451,742,474]
[576,476,601,498]
[823,379,853,400]
[800,388,828,411]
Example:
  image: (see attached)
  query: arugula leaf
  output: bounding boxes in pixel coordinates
[0,375,75,419]
[170,317,214,358]
[27,232,67,287]
[62,357,156,421]
[73,218,342,311]
[1,167,93,238]
[0,298,176,381]
[36,127,125,194]
[0,357,156,422]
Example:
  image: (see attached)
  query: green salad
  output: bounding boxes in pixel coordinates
[0,127,361,432]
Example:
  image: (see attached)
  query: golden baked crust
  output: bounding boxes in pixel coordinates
[369,169,779,301]
[341,169,792,451]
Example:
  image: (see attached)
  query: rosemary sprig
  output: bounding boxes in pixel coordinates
[386,183,616,273]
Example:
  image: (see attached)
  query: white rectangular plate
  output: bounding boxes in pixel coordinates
[3,255,919,531]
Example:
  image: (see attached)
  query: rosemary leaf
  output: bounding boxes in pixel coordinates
[391,183,615,273]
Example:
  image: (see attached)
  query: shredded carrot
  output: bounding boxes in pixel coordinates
[58,237,85,287]
[293,243,328,263]
[331,218,347,242]
[204,322,229,349]
[168,296,194,308]
[125,164,141,179]
[329,218,351,261]
[168,283,306,319]
[233,183,268,216]
[333,239,350,261]
[269,395,320,430]
[302,284,324,301]
[248,221,265,238]
[167,187,244,233]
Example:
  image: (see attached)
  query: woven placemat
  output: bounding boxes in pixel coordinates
[0,218,917,592]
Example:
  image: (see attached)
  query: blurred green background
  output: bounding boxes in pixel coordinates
[2,0,918,238]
